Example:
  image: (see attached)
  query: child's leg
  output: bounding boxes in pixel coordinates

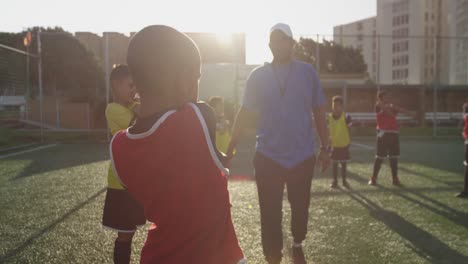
[372,157,383,179]
[464,143,468,193]
[389,158,398,178]
[114,232,134,264]
[389,134,401,184]
[341,162,347,180]
[332,162,338,182]
[372,135,386,181]
[464,163,468,193]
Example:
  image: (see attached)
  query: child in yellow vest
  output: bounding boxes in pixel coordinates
[329,96,352,188]
[208,96,233,155]
[102,64,145,264]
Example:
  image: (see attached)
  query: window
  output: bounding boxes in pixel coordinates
[357,22,363,31]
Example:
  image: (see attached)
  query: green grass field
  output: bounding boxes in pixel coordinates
[1,138,468,263]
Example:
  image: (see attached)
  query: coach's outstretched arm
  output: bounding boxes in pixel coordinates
[226,107,256,161]
[313,105,331,172]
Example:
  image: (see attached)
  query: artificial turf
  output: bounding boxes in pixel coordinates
[0,138,467,263]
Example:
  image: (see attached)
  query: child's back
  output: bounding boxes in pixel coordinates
[110,25,244,264]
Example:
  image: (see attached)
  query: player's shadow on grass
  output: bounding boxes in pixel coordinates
[347,172,468,230]
[398,166,462,188]
[343,189,468,263]
[0,188,106,263]
[8,144,108,181]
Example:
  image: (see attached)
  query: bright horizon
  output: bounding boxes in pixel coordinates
[2,0,376,64]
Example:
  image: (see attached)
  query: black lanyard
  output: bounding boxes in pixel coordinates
[271,63,293,97]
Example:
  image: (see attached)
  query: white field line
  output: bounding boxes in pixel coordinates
[0,143,39,152]
[351,142,375,150]
[0,144,58,159]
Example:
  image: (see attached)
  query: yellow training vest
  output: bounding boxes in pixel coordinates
[329,113,350,148]
[106,103,136,190]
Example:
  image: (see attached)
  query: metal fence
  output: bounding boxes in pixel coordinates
[1,32,468,140]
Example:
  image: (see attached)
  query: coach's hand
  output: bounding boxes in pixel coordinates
[318,149,331,173]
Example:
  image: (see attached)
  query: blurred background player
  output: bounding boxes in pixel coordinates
[208,96,233,155]
[328,96,352,188]
[456,103,468,198]
[102,64,145,264]
[369,91,415,186]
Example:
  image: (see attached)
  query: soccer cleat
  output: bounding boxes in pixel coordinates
[342,180,351,189]
[456,191,468,198]
[392,177,401,186]
[330,180,338,189]
[292,246,307,264]
[368,177,377,186]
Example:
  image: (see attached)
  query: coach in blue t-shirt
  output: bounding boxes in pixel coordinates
[227,23,330,264]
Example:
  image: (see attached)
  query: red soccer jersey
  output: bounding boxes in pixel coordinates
[111,103,244,264]
[376,104,400,132]
[464,115,468,140]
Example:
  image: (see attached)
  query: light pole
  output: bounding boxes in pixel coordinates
[23,32,32,121]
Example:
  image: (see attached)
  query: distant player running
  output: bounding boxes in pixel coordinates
[329,96,352,188]
[456,103,468,198]
[369,91,415,186]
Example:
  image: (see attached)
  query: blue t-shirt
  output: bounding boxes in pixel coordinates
[242,60,325,168]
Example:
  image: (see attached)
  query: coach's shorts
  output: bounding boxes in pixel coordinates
[331,146,350,162]
[376,132,400,159]
[102,188,146,232]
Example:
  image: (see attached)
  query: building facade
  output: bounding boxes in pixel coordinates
[334,17,378,82]
[334,0,468,85]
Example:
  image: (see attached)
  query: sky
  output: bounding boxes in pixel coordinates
[2,0,376,64]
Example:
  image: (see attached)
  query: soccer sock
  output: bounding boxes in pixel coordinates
[390,158,398,178]
[372,158,383,179]
[292,241,302,248]
[332,162,338,181]
[114,239,132,264]
[464,164,468,193]
[341,162,347,180]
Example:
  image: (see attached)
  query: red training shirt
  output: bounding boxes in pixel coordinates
[111,103,244,264]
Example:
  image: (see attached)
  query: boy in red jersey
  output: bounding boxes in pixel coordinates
[456,103,468,198]
[368,91,415,186]
[110,25,244,264]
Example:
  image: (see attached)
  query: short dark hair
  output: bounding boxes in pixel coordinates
[110,64,130,82]
[127,25,201,95]
[464,103,468,114]
[377,91,387,100]
[208,96,224,108]
[332,95,343,105]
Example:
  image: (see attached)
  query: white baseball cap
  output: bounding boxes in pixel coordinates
[270,23,293,39]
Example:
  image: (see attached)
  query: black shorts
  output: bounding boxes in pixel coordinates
[102,188,146,232]
[331,146,350,162]
[376,132,400,159]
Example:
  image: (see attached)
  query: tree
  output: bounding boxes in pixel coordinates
[0,27,104,102]
[294,38,367,75]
